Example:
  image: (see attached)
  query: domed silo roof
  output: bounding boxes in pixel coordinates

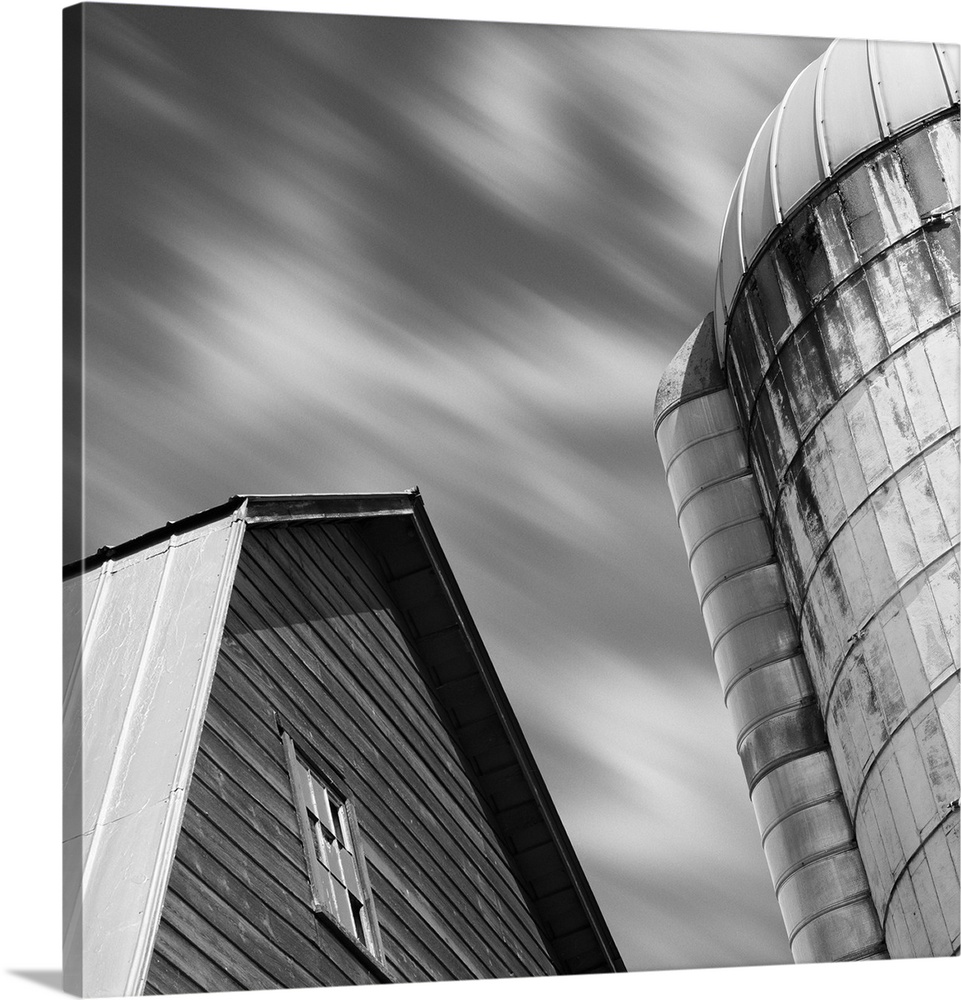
[713,38,960,363]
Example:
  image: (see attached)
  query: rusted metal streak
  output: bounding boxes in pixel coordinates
[819,541,959,720]
[738,214,959,444]
[848,668,961,833]
[770,397,959,610]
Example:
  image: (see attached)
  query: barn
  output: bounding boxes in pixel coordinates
[63,489,624,996]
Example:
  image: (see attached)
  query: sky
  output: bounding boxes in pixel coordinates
[69,1,831,973]
[63,0,916,977]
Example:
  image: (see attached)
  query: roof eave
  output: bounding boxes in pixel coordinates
[405,493,626,974]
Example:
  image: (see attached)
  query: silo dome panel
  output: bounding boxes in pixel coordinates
[740,109,779,271]
[714,37,959,372]
[875,41,953,133]
[714,268,727,361]
[819,40,883,172]
[772,60,824,220]
[939,42,960,100]
[717,175,745,330]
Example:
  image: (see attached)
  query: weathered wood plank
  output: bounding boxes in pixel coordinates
[274,525,459,746]
[159,889,281,991]
[346,516,428,579]
[190,751,303,862]
[215,617,541,980]
[166,865,344,989]
[244,531,473,796]
[204,687,291,801]
[228,564,505,868]
[213,639,525,979]
[377,923,435,984]
[150,926,241,995]
[197,725,298,839]
[201,656,517,981]
[361,839,497,981]
[160,515,562,988]
[175,817,315,939]
[173,829,372,986]
[145,944,207,996]
[234,542,514,877]
[224,582,551,972]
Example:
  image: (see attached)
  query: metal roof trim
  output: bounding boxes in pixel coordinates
[64,491,421,578]
[63,496,248,580]
[243,490,419,523]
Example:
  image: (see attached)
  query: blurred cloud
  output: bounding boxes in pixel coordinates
[76,5,830,971]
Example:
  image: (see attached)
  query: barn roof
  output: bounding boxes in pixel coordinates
[65,490,624,977]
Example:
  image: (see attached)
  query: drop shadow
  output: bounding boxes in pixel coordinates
[7,970,63,993]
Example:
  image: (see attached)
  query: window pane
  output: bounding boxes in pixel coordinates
[314,784,336,836]
[340,851,361,898]
[351,896,369,947]
[321,826,346,882]
[333,804,350,849]
[331,878,352,930]
[284,738,379,956]
[293,760,317,819]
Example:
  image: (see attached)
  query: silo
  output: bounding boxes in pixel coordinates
[657,38,959,959]
[654,316,886,962]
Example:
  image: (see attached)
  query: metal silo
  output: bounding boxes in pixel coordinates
[657,39,959,960]
[655,317,886,962]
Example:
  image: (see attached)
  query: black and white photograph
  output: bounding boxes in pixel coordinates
[8,2,961,999]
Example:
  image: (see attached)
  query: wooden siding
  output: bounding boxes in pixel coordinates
[146,520,558,992]
[354,511,620,974]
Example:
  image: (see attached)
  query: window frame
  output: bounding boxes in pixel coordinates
[281,731,384,964]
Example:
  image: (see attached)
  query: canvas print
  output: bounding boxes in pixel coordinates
[63,3,960,997]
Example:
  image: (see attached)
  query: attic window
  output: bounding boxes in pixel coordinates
[281,733,380,957]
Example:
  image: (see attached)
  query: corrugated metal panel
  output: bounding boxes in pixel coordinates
[820,39,882,173]
[773,59,825,221]
[678,473,764,556]
[740,109,780,272]
[655,316,886,962]
[938,43,961,101]
[876,42,954,135]
[717,175,745,340]
[63,507,246,997]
